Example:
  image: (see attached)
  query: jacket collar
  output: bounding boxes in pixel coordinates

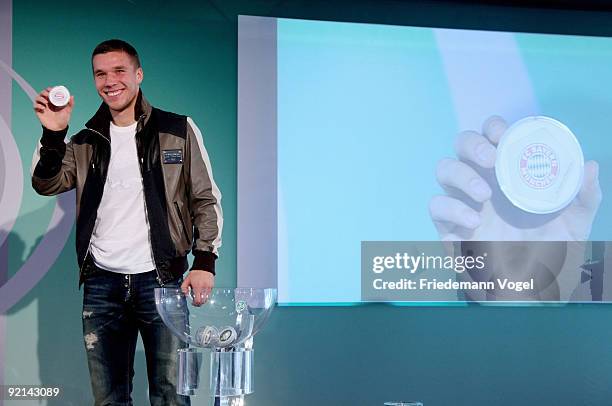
[85,89,153,135]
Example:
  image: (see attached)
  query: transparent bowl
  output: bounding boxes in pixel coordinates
[154,288,277,350]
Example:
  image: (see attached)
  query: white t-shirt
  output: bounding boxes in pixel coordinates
[90,121,156,274]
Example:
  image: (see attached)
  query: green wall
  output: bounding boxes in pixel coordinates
[5,1,612,404]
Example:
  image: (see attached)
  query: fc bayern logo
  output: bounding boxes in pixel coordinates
[519,143,559,189]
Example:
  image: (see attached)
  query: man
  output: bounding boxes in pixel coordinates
[31,39,222,405]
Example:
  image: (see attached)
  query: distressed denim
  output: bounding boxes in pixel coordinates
[82,267,190,406]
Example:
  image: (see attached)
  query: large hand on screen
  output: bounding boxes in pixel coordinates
[33,87,74,131]
[429,116,602,241]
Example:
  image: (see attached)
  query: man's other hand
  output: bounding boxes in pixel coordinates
[181,270,215,306]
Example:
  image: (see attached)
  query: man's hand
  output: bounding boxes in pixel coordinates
[33,87,74,131]
[180,270,215,306]
[429,115,602,241]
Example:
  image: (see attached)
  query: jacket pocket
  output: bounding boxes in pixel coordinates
[174,201,192,247]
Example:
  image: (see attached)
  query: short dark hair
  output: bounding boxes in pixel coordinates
[92,39,141,68]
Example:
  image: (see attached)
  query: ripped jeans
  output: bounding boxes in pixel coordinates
[82,267,190,406]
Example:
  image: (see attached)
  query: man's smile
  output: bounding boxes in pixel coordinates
[105,88,124,97]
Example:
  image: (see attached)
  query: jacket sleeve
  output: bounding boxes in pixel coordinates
[31,126,77,196]
[186,117,223,274]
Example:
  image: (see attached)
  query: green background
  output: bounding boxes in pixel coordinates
[5,0,612,404]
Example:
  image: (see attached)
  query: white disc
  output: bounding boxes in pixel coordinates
[495,116,584,214]
[49,85,70,107]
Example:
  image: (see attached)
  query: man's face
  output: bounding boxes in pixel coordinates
[92,51,143,114]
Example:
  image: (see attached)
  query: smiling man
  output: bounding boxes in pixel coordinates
[31,39,223,406]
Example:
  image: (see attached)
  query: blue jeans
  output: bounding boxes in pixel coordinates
[82,268,190,406]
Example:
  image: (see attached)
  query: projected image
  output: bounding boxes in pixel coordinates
[238,16,611,305]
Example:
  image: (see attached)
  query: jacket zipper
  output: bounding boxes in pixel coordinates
[78,244,92,284]
[78,127,110,282]
[133,115,165,286]
[85,126,110,142]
